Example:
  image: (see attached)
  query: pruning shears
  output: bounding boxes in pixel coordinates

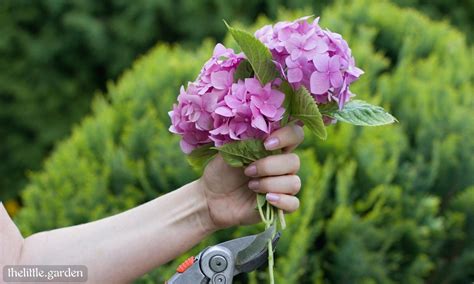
[166,226,280,284]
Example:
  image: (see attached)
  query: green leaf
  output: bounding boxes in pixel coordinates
[234,59,254,82]
[317,102,339,116]
[279,80,294,126]
[212,139,278,167]
[187,144,217,170]
[325,100,398,126]
[225,21,279,85]
[291,86,327,139]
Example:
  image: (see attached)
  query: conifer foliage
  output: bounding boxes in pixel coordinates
[15,0,474,283]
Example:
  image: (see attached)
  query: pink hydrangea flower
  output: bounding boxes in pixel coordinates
[255,16,364,110]
[169,44,285,153]
[211,78,284,145]
[171,17,363,154]
[195,43,244,98]
[169,44,244,153]
[311,54,343,95]
[168,85,215,153]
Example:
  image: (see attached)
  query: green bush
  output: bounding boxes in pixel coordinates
[393,0,474,42]
[0,0,328,200]
[15,0,473,283]
[2,0,472,202]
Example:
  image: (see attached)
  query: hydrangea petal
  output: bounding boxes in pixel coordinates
[245,78,262,94]
[328,55,341,72]
[224,95,242,109]
[196,113,213,130]
[310,71,330,94]
[180,139,194,154]
[288,68,303,83]
[213,43,227,57]
[330,71,343,89]
[290,48,302,61]
[260,104,277,118]
[211,71,232,90]
[215,106,234,117]
[313,53,330,72]
[268,89,285,105]
[252,114,269,133]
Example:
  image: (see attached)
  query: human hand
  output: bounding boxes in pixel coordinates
[198,124,304,231]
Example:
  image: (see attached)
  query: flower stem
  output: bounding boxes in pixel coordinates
[255,195,278,284]
[266,203,277,284]
[278,209,286,229]
[268,230,275,284]
[257,197,266,222]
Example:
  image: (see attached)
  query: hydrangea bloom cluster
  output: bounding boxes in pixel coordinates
[255,16,364,109]
[169,44,285,153]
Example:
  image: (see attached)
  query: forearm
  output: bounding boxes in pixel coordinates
[17,180,216,283]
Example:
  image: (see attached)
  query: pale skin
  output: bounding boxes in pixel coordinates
[0,125,304,284]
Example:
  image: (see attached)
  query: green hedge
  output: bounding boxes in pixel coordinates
[394,0,474,43]
[15,0,473,283]
[2,0,472,201]
[0,0,330,200]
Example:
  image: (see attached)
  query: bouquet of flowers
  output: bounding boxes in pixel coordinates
[169,16,396,283]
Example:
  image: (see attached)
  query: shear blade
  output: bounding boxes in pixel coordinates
[235,225,278,270]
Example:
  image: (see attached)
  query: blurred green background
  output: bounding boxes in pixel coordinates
[1,0,473,283]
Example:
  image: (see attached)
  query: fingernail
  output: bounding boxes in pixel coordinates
[244,165,257,176]
[266,193,280,202]
[264,137,279,150]
[248,180,259,190]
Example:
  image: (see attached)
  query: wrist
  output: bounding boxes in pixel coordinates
[192,179,220,234]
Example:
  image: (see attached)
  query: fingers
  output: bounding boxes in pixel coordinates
[242,124,303,215]
[263,124,304,152]
[248,175,301,195]
[265,193,300,213]
[244,153,300,177]
[247,175,301,213]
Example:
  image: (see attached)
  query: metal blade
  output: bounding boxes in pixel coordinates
[235,225,276,266]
